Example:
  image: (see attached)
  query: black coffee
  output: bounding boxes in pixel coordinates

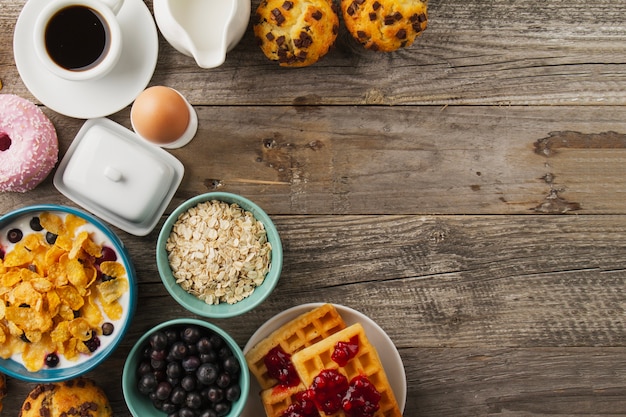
[45,6,110,71]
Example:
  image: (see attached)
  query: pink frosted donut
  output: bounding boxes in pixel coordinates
[0,94,58,192]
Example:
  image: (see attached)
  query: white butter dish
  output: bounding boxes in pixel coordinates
[54,118,184,236]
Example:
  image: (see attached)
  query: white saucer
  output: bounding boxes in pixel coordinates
[14,0,158,119]
[242,303,407,416]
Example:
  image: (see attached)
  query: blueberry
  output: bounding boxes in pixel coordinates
[29,217,43,231]
[214,401,231,417]
[185,391,203,409]
[166,361,183,379]
[170,342,188,360]
[101,322,114,336]
[7,228,23,243]
[181,375,197,392]
[150,331,169,350]
[225,385,241,402]
[182,326,201,344]
[136,361,152,377]
[138,373,158,395]
[161,402,177,414]
[223,356,240,375]
[170,386,186,405]
[84,334,100,352]
[196,363,218,385]
[151,349,167,361]
[206,386,224,403]
[151,359,166,371]
[164,329,179,345]
[178,408,195,417]
[156,381,173,400]
[44,353,59,368]
[196,337,212,353]
[208,334,224,350]
[216,373,231,389]
[182,355,201,373]
[45,232,57,244]
[199,411,218,417]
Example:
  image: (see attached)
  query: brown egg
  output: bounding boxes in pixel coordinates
[131,86,190,144]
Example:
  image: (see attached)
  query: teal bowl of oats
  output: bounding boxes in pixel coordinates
[156,192,282,318]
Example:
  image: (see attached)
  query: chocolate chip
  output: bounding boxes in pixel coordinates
[412,22,422,32]
[24,402,31,410]
[282,1,293,10]
[266,32,275,41]
[409,13,418,22]
[357,30,367,39]
[312,10,323,20]
[300,32,313,47]
[372,1,381,10]
[271,8,285,25]
[276,35,286,45]
[396,28,407,39]
[370,43,379,51]
[418,13,427,22]
[369,12,377,21]
[384,15,396,25]
[394,11,403,20]
[347,2,357,15]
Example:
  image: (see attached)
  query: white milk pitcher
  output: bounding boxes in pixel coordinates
[153,0,250,69]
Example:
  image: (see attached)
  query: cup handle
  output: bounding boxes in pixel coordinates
[98,0,125,14]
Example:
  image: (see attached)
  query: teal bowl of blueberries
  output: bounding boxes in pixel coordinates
[122,318,249,417]
[0,204,137,382]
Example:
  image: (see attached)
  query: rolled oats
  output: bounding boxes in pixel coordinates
[166,200,272,305]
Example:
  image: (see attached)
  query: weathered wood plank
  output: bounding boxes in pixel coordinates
[121,105,626,215]
[2,105,625,216]
[3,1,626,105]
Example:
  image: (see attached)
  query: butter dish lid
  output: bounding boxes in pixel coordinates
[54,118,184,236]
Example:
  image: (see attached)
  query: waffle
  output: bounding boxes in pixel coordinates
[246,303,347,390]
[260,384,310,417]
[291,323,402,417]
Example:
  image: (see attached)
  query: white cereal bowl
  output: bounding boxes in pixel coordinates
[156,192,283,319]
[0,204,137,382]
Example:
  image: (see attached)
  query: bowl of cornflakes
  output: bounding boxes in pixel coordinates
[0,204,136,382]
[156,192,282,318]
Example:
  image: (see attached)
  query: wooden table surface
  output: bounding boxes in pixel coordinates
[2,0,626,415]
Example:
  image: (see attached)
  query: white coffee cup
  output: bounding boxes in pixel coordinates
[33,0,125,82]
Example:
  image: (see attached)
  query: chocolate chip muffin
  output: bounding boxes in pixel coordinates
[19,378,112,417]
[341,0,428,52]
[254,0,339,67]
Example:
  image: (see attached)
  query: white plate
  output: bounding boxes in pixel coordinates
[242,303,407,416]
[14,0,158,119]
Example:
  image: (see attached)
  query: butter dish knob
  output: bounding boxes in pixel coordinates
[104,166,123,182]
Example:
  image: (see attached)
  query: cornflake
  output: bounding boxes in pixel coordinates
[166,200,272,305]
